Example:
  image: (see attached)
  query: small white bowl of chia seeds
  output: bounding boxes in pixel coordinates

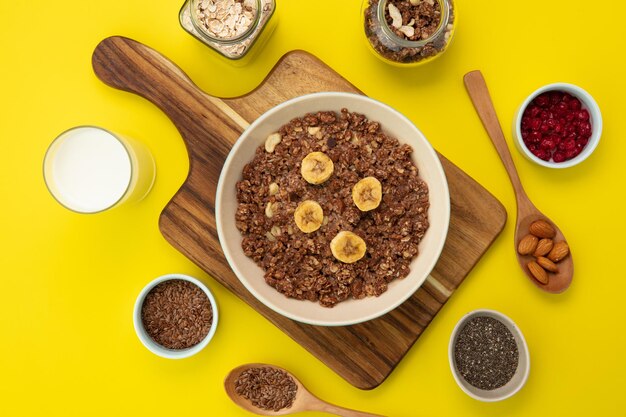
[133,273,218,359]
[448,309,530,402]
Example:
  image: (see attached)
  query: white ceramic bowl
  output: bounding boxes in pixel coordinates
[449,309,530,402]
[513,83,602,168]
[216,92,450,326]
[133,274,218,359]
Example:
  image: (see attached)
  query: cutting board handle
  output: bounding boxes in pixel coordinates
[92,36,243,158]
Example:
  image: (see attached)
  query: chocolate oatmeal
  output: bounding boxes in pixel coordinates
[236,109,429,307]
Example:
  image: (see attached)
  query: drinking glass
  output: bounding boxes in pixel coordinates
[43,126,156,213]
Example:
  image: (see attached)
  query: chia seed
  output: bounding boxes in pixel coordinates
[454,316,519,390]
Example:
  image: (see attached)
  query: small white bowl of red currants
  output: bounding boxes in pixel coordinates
[513,83,602,168]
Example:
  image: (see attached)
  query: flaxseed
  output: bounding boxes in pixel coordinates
[141,280,212,350]
[234,367,297,412]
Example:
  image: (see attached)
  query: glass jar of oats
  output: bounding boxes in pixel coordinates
[362,0,456,66]
[179,0,276,62]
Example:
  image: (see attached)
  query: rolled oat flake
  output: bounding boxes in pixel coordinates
[454,316,519,390]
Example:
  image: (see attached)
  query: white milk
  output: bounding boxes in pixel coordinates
[45,127,132,213]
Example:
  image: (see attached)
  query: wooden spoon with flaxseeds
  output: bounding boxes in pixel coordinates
[225,363,385,416]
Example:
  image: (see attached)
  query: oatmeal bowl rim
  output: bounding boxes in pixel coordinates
[216,92,450,326]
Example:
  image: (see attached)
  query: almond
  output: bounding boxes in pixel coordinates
[547,241,570,262]
[533,238,554,257]
[517,234,538,255]
[537,256,559,273]
[529,220,556,239]
[528,261,549,284]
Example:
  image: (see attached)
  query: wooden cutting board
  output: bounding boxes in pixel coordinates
[92,36,507,390]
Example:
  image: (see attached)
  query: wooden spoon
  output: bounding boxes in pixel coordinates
[463,70,573,293]
[225,363,385,416]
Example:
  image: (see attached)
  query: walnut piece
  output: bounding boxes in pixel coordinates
[387,3,403,29]
[264,133,282,153]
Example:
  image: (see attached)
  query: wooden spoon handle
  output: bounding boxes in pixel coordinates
[317,405,385,417]
[91,36,243,158]
[310,398,386,417]
[463,70,528,202]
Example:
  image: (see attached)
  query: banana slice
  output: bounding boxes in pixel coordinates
[352,177,382,211]
[301,152,334,185]
[330,231,367,263]
[294,200,324,233]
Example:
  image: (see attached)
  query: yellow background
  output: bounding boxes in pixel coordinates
[1,0,624,415]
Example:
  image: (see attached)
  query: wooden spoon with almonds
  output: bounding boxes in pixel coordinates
[224,363,385,417]
[463,70,573,293]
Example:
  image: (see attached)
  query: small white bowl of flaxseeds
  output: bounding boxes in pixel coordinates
[133,274,218,359]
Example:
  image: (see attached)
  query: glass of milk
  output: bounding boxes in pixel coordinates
[43,126,156,213]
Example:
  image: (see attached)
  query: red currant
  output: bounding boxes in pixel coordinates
[531,118,542,131]
[549,134,562,145]
[569,99,581,111]
[529,106,541,118]
[529,131,542,143]
[554,121,564,134]
[532,149,551,161]
[553,152,566,162]
[556,102,568,116]
[578,123,591,138]
[549,91,562,104]
[540,139,556,151]
[535,94,550,107]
